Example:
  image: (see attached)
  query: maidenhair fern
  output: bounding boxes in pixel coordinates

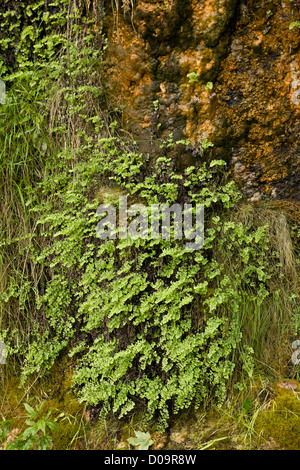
[19,143,272,427]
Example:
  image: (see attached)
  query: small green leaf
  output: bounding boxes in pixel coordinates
[127,430,154,450]
[37,419,46,434]
[289,21,300,30]
[24,403,36,416]
[205,82,213,90]
[242,397,253,413]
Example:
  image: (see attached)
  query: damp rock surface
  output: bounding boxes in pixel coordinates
[103,0,300,211]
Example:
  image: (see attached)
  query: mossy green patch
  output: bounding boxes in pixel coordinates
[255,384,300,450]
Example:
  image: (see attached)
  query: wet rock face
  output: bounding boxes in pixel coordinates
[216,0,300,203]
[103,0,300,204]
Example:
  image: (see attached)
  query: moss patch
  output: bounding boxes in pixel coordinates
[255,381,300,450]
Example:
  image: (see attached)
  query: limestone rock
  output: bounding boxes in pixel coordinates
[103,0,300,206]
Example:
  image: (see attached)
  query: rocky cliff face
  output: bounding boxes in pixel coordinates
[103,0,300,213]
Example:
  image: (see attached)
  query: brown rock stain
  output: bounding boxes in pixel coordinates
[102,0,299,215]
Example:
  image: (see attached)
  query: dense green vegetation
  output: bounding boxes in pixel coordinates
[0,0,299,448]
